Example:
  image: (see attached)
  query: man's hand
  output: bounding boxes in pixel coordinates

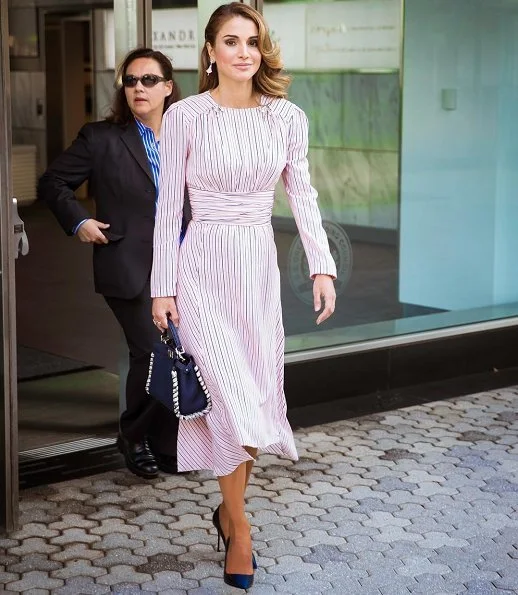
[77,219,110,244]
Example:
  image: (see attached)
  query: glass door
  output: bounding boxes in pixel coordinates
[10,5,120,458]
[0,0,19,533]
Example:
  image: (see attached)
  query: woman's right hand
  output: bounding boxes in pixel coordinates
[152,297,179,329]
[77,219,110,244]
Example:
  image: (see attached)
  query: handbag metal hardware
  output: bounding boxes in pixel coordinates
[168,347,186,362]
[161,327,187,362]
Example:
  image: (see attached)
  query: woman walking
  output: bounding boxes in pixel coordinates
[40,48,182,479]
[151,3,336,588]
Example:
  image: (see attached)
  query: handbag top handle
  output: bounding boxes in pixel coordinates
[161,320,186,359]
[167,319,182,347]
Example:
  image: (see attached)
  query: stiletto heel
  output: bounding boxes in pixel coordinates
[212,506,257,569]
[212,506,224,553]
[224,537,254,590]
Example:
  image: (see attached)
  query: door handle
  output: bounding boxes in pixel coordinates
[13,197,29,258]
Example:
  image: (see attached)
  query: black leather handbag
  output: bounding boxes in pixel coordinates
[146,320,212,420]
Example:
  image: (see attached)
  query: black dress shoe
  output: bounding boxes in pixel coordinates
[154,452,186,475]
[116,434,159,479]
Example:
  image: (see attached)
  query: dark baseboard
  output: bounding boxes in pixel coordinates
[288,366,518,430]
[284,325,518,409]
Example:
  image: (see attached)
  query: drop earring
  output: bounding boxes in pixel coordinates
[206,60,214,75]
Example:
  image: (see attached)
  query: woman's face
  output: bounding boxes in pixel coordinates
[207,16,262,85]
[124,57,173,122]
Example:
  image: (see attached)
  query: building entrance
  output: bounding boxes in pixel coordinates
[5,3,121,523]
[15,8,120,457]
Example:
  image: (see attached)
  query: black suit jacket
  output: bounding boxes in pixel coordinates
[39,120,158,300]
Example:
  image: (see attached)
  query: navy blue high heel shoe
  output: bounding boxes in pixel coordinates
[212,506,257,569]
[223,537,254,590]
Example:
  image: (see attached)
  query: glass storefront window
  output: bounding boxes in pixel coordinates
[263,0,402,348]
[261,0,518,353]
[95,2,199,118]
[397,0,518,340]
[151,0,198,98]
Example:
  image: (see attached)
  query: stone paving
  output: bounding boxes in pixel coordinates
[1,386,518,594]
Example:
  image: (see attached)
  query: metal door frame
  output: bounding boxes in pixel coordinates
[0,0,19,533]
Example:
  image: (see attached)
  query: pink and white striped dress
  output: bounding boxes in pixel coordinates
[151,91,336,476]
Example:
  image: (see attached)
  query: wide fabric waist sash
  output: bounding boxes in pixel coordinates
[188,188,274,226]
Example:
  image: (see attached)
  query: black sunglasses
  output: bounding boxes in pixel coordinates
[122,74,167,88]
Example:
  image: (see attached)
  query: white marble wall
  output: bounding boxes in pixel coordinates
[274,72,400,230]
[274,147,398,230]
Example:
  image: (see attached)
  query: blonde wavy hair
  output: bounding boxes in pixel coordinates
[199,2,290,98]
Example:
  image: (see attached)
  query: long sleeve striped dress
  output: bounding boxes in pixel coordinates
[151,91,336,476]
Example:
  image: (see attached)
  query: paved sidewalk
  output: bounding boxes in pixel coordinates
[1,386,517,594]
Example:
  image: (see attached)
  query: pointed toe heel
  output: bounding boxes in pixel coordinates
[223,538,254,590]
[224,572,254,590]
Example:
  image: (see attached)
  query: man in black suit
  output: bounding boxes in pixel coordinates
[38,48,183,478]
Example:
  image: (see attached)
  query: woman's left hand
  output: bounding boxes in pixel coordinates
[313,274,336,325]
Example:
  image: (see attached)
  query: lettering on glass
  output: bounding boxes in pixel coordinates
[306,0,400,70]
[152,8,198,70]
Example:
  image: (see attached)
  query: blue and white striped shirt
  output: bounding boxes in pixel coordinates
[135,117,187,242]
[135,117,160,193]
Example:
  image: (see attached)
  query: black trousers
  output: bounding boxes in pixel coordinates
[104,280,179,456]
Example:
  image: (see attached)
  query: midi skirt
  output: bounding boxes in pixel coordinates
[174,188,298,477]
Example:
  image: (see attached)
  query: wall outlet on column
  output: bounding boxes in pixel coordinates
[441,88,457,111]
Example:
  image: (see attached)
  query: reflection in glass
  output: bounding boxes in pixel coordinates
[151,0,198,98]
[263,0,518,351]
[263,0,402,341]
[8,8,39,58]
[14,10,120,452]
